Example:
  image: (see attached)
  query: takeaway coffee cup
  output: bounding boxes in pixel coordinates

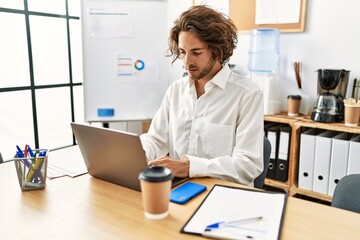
[138,166,173,220]
[344,104,360,127]
[287,95,302,116]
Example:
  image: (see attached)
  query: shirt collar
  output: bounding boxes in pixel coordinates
[210,64,231,90]
[187,64,231,90]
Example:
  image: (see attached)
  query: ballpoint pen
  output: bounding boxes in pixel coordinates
[206,216,263,229]
[27,145,42,181]
[203,216,265,240]
[26,151,47,182]
[32,150,47,183]
[202,228,257,240]
[27,145,34,157]
[24,144,28,157]
[16,145,31,168]
[16,145,24,157]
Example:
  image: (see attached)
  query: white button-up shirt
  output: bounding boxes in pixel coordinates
[140,65,264,185]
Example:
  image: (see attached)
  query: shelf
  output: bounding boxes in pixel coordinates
[263,113,359,202]
[264,113,302,197]
[290,187,332,203]
[296,116,360,134]
[264,179,290,193]
[264,113,305,124]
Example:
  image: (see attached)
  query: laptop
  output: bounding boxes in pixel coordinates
[71,123,188,191]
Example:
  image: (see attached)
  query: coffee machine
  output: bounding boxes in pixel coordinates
[311,69,350,122]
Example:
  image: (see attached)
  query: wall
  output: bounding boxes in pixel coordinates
[112,0,360,133]
[107,0,193,133]
[168,0,360,113]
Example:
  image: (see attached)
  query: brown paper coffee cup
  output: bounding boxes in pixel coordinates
[344,104,360,127]
[140,180,172,219]
[287,95,302,117]
[138,166,173,220]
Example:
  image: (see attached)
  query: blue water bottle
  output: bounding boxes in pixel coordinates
[248,28,280,73]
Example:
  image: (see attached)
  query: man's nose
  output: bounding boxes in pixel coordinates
[182,53,193,65]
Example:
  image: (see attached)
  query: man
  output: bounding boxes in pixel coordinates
[140,5,264,185]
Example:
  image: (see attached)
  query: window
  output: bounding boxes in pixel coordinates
[0,0,83,160]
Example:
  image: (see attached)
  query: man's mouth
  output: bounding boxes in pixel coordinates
[187,68,198,74]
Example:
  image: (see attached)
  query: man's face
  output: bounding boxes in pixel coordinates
[178,31,217,81]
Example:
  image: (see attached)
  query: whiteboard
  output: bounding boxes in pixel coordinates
[81,0,169,122]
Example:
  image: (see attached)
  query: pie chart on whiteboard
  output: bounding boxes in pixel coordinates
[134,59,145,71]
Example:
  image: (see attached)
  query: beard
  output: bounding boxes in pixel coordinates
[188,57,217,81]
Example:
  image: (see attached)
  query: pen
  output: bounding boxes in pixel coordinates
[26,151,46,182]
[203,228,257,240]
[16,145,31,168]
[16,145,24,157]
[24,144,28,157]
[27,145,34,157]
[206,216,263,229]
[32,151,47,182]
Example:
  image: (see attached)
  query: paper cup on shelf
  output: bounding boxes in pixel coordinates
[287,95,302,117]
[344,104,360,127]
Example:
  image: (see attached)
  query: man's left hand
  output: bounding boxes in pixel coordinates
[148,156,189,178]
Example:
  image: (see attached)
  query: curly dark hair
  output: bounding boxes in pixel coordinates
[168,5,238,65]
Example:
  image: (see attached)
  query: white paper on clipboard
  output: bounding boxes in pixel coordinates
[181,185,287,240]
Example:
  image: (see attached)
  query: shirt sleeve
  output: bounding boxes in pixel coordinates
[140,87,171,161]
[187,89,264,185]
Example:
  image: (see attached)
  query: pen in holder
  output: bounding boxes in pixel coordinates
[13,149,49,191]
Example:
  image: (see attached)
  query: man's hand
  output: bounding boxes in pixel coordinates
[148,156,189,178]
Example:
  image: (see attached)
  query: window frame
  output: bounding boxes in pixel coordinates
[0,0,81,152]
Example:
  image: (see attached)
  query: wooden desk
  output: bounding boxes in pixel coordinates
[1,162,359,240]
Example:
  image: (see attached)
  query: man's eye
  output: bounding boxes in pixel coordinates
[179,52,186,58]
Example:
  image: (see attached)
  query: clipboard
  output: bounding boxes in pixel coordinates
[181,184,287,240]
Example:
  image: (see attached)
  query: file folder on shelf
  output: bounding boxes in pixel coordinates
[298,129,319,191]
[328,133,352,196]
[313,131,336,195]
[275,125,291,182]
[266,124,281,179]
[264,122,279,138]
[347,134,360,175]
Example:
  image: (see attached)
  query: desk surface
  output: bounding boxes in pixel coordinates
[1,162,360,240]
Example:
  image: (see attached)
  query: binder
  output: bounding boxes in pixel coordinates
[275,125,291,182]
[298,129,319,190]
[313,131,336,195]
[266,124,281,179]
[264,122,278,137]
[328,133,351,196]
[264,122,279,180]
[347,134,360,175]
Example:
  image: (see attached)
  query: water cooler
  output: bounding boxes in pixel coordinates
[248,28,281,115]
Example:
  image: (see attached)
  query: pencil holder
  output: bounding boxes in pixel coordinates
[14,149,49,191]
